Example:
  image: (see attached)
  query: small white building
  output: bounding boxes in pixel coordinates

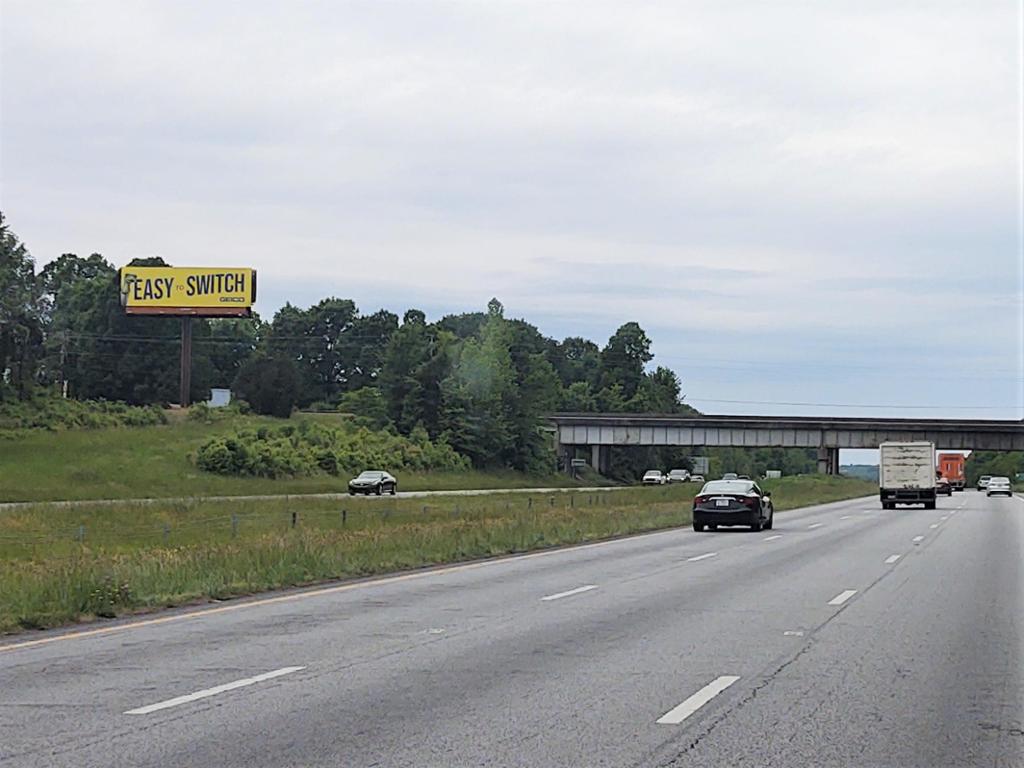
[209,388,232,408]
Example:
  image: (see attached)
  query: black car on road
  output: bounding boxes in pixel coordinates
[349,470,398,496]
[693,479,773,532]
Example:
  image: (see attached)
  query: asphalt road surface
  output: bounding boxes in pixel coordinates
[2,492,1022,767]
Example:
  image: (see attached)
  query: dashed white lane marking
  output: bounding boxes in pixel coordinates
[125,666,305,715]
[783,630,804,637]
[839,515,852,520]
[929,524,939,529]
[885,555,901,564]
[762,535,782,541]
[686,552,718,562]
[541,585,598,602]
[657,676,741,725]
[807,523,824,529]
[913,535,925,543]
[828,589,858,606]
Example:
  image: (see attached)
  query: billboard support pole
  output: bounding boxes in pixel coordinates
[179,316,192,407]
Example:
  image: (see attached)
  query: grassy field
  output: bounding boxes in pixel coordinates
[0,413,594,502]
[0,475,876,634]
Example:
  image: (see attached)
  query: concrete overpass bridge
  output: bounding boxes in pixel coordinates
[550,413,1024,474]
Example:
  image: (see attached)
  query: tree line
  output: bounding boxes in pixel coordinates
[1,212,704,475]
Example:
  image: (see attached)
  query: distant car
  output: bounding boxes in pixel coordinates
[721,472,739,481]
[986,476,1012,497]
[348,470,398,496]
[642,470,666,485]
[690,474,705,483]
[666,469,690,484]
[936,478,953,496]
[977,475,993,491]
[693,479,774,532]
[738,475,751,481]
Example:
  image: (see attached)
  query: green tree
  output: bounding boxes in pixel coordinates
[553,336,602,389]
[599,322,653,400]
[0,213,44,400]
[379,309,454,436]
[232,354,300,417]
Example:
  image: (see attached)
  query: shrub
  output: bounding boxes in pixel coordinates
[194,419,470,478]
[0,396,166,434]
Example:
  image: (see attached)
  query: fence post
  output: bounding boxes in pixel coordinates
[163,523,170,543]
[291,511,297,529]
[570,495,574,508]
[342,508,347,526]
[231,515,238,538]
[76,525,85,544]
[528,497,533,510]
[549,496,554,507]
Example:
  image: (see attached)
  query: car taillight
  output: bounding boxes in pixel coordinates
[694,495,707,505]
[742,496,758,508]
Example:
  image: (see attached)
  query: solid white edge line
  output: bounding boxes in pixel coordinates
[540,585,598,602]
[125,666,305,715]
[657,675,741,725]
[686,552,718,562]
[884,554,901,564]
[912,535,925,543]
[827,589,858,606]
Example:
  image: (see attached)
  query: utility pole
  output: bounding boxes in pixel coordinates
[179,317,192,407]
[60,330,69,398]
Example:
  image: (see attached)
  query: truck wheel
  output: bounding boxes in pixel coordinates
[924,501,936,510]
[693,522,705,532]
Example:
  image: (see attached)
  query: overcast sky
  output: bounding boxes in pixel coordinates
[2,0,1022,431]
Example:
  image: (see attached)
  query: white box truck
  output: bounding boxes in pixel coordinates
[879,441,936,509]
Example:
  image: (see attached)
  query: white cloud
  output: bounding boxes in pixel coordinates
[1,0,1020,416]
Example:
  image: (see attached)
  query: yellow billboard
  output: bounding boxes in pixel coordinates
[120,266,256,316]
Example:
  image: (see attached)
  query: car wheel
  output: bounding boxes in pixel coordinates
[764,507,774,530]
[693,522,705,532]
[708,524,718,531]
[375,485,383,496]
[349,490,355,496]
[925,501,936,509]
[750,518,762,533]
[390,484,397,496]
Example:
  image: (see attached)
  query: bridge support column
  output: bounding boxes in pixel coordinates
[591,445,611,475]
[818,447,841,475]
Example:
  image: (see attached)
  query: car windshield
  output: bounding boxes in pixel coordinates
[701,480,757,495]
[644,471,661,477]
[357,471,384,479]
[990,477,1010,485]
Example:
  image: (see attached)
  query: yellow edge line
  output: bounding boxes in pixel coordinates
[0,528,681,654]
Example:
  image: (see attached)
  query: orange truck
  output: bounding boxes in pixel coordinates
[937,452,966,491]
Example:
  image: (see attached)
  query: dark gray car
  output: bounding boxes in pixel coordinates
[348,470,398,496]
[693,479,773,532]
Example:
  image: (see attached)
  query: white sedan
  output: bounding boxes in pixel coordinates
[986,476,1013,497]
[642,470,666,486]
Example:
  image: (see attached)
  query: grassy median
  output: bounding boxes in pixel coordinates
[0,476,876,634]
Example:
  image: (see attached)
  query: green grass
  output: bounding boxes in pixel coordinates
[0,475,877,634]
[0,414,592,502]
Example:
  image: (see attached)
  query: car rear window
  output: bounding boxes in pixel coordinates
[700,480,756,495]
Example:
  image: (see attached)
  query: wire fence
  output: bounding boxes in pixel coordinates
[0,490,682,558]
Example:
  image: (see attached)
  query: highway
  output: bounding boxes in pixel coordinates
[1,492,1021,767]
